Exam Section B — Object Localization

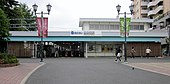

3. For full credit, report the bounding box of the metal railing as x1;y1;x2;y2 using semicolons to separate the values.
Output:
9;18;37;31
154;10;170;22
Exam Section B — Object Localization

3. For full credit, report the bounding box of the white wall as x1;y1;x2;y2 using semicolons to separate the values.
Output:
82;22;89;30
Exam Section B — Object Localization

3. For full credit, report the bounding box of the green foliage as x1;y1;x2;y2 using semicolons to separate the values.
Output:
14;3;32;18
10;3;36;31
0;8;10;53
0;53;19;64
0;0;36;31
0;0;19;18
0;8;10;41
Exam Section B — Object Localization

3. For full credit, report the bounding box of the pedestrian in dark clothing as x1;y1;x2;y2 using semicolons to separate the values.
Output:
115;48;118;57
115;47;122;62
131;47;136;58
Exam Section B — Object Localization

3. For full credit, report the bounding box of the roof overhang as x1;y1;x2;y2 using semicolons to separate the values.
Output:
79;18;154;27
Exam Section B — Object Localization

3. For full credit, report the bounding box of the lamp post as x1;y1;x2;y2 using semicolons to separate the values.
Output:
32;3;52;62
116;4;133;62
168;25;170;56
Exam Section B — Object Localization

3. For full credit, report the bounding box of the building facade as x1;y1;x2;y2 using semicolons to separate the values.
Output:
7;18;167;58
131;0;148;19
131;0;170;42
79;18;166;57
131;0;170;19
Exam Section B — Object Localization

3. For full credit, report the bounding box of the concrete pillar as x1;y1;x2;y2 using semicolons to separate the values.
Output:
85;42;88;58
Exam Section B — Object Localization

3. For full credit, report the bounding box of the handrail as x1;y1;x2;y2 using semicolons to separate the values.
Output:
148;0;163;8
148;6;163;16
154;10;170;22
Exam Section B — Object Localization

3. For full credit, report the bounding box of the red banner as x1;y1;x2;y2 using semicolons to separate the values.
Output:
36;17;48;38
36;17;41;37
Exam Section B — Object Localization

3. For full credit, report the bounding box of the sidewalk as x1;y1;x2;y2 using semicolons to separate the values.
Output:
0;63;45;84
124;57;170;76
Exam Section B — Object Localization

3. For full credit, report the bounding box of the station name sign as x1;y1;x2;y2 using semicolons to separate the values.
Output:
70;31;101;36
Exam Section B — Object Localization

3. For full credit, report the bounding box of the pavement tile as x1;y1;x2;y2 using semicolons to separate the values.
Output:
0;63;42;84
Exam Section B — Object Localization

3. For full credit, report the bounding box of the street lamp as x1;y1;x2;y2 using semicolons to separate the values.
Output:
168;25;170;56
32;3;52;62
116;4;133;62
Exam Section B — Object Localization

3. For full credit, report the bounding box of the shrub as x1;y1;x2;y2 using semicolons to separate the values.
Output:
0;53;19;64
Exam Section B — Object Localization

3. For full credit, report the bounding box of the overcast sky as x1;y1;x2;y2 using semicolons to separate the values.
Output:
18;0;132;31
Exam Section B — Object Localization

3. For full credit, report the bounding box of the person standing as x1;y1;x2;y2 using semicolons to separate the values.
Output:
146;47;152;58
115;47;122;62
54;48;59;58
131;47;136;58
44;50;46;58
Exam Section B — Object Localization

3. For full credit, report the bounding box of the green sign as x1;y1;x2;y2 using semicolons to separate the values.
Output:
120;17;131;37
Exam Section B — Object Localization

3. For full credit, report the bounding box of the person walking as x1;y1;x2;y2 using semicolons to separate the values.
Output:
115;47;122;62
146;47;152;58
131;47;136;58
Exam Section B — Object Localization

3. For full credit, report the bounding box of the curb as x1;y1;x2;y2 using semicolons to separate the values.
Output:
124;63;170;77
20;62;46;84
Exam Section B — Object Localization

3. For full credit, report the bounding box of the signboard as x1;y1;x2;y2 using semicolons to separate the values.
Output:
70;31;101;36
36;17;48;38
120;17;131;37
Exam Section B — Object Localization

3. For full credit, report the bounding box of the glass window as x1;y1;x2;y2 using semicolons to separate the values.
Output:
134;25;139;30
105;25;109;30
96;45;101;52
139;25;144;30
101;44;113;52
130;25;139;30
89;24;95;30
130;25;134;30
88;45;95;52
95;24;99;30
110;25;114;30
89;24;120;30
100;24;105;30
114;25;119;30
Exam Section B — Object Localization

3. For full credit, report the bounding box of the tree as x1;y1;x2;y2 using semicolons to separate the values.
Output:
0;8;10;53
11;3;36;31
0;0;19;18
0;0;35;31
0;8;10;41
14;3;33;19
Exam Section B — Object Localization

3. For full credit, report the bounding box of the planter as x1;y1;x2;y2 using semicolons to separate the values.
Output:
0;63;20;68
0;59;4;64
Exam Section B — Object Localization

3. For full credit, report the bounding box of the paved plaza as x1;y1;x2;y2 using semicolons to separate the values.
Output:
0;62;44;84
0;57;170;84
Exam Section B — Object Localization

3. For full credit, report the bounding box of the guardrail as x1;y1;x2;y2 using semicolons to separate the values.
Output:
154;10;170;22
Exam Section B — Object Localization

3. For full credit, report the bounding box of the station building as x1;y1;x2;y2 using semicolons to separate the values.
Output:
8;18;167;58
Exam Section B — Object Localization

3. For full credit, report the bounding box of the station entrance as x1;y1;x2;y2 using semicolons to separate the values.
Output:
43;42;84;57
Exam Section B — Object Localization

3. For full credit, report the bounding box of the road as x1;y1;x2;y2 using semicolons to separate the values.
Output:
25;57;170;84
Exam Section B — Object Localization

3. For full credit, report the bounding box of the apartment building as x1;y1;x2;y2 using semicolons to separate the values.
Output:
132;0;169;19
131;0;148;19
131;0;170;29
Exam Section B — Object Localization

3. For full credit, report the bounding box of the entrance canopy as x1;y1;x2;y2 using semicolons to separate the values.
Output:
9;31;167;42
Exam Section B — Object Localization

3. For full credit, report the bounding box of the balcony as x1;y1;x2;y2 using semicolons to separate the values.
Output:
141;10;148;14
153;10;170;26
148;6;163;16
141;2;148;6
148;0;163;8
